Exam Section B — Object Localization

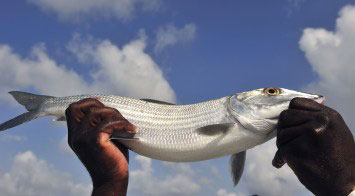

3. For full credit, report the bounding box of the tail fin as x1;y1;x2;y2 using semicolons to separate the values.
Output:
0;91;54;131
8;91;54;111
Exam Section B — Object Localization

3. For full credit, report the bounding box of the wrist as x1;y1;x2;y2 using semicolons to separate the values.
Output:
92;180;128;196
91;171;128;189
85;160;129;189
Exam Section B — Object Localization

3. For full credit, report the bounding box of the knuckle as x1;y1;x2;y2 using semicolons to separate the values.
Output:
110;107;121;115
329;110;341;119
86;98;104;106
279;110;291;122
106;107;123;118
87;107;98;115
67;102;79;111
81;98;97;103
316;114;330;125
70;102;81;108
279;110;288;119
65;103;80;118
290;97;301;107
306;121;326;135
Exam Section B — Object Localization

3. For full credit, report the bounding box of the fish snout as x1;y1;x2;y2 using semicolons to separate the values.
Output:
315;95;326;105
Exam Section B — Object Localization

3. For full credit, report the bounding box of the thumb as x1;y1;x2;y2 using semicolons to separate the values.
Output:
272;149;286;169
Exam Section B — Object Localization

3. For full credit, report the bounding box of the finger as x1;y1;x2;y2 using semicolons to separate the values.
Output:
272;149;286;169
111;140;130;162
66;99;105;141
277;118;329;148
289;98;324;111
80;107;135;134
79;107;122;133
94;107;135;134
95;119;135;151
65;98;105;124
97;119;136;135
277;125;310;148
76;98;105;114
278;109;316;128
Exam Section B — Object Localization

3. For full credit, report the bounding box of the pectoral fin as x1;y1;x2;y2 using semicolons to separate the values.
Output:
196;123;234;136
230;151;246;186
141;99;175;105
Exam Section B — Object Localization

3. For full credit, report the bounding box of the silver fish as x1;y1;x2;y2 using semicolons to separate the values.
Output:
0;88;324;186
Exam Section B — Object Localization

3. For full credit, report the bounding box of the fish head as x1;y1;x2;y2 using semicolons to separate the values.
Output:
229;88;324;135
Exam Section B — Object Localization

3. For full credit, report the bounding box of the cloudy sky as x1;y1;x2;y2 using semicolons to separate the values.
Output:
0;1;354;195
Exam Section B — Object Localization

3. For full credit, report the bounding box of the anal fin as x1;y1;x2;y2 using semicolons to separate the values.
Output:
197;123;234;136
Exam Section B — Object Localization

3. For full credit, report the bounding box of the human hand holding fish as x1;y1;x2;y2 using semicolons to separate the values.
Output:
273;98;355;196
65;98;135;196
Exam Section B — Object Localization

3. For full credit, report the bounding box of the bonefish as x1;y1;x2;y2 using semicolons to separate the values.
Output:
0;88;324;185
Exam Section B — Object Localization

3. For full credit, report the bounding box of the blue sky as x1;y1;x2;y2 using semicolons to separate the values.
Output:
0;1;355;195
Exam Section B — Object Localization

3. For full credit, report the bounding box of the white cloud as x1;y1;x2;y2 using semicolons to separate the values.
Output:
216;189;239;196
128;155;202;196
162;161;196;176
155;23;197;52
209;164;221;178
67;33;176;102
0;34;176;103
0;34;177;195
240;5;355;196
0;151;91;196
0;43;91;100
27;0;162;22
299;5;355;133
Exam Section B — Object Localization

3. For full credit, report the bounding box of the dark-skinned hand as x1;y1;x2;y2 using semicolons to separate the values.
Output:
65;98;136;196
273;98;355;196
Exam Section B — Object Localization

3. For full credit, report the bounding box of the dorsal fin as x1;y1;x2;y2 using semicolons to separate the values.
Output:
140;99;175;105
230;151;246;186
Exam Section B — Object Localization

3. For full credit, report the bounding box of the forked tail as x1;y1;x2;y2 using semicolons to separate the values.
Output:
0;91;54;131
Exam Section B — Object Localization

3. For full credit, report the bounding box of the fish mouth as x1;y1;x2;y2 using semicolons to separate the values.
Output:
314;96;326;105
265;95;325;121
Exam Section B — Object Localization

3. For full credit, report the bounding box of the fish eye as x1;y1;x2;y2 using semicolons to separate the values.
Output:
263;88;280;96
